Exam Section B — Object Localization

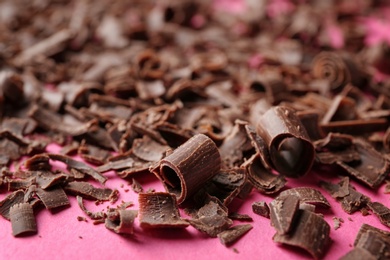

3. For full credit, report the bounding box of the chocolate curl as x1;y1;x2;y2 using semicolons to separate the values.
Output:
153;134;221;204
256;106;315;178
312;51;351;91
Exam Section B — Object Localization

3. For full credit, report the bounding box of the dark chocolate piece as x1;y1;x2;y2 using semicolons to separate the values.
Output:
105;208;138;234
269;195;300;235
131;135;169;162
320;119;388;136
278;187;330;208
256;106;315;178
138;192;188;229
0;190;25;220
273;209;330;259
65;181;114;201
217;224;253;246
10;203;37;237
354;230;390;259
354;224;390;247
154;134;221;204
252;201;270;218
131;178;144;194
78;141;111;165
76;196;106;220
36;186;70;210
339;248;376;260
367;202;390;228
228;212;253;222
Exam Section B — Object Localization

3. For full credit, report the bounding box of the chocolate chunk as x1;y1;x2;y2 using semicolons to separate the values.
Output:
333;217;342;230
269;195;300;235
188;198;233;237
105;208;138;235
76;196;106;220
252;201;270;218
36;186;70;210
217;224;253;246
256;106;315;177
138;192;188;229
10;203;37;237
367;202;390;228
0;190;25;220
273;209;330;259
228;212;253;222
354;224;390;246
278;187;330;208
153;134;221;204
65;181;114;201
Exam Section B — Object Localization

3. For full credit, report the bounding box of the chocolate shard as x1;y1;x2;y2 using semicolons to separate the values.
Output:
131;135;170;162
217;224;253;246
36;186;70;210
154;134;221;204
138;192;188;229
10;203;37;237
252;201;270;218
34;170;68;189
76;196;106;220
256;106;315;178
64;181;114;201
47;153;107;184
354;230;390;259
320;118;388;136
228;212;253;222
97;154;153;178
131;178;144;194
320;178;370;214
269;195;300;235
367;202;390;228
0;190;25;220
105;208;138;235
273;209;331;260
278;187;330;208
339;248;377;260
188;198;233;237
353;224;390;247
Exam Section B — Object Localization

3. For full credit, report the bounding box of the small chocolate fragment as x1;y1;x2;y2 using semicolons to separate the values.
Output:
333;217;342;230
10;203;37;237
0;190;25;220
355;230;390;259
354;224;390;246
154;134;221;204
367;202;390;228
278;187;330;208
65;181;114;201
105;208;138;234
339;247;377;260
269;195;300;235
77;216;87;222
228;212;253;222
76;196;106;220
252;201;270;218
217;224;253;246
273;209;330;259
138;192;188;228
130;178;144;194
256;106;315;178
188;198;233;237
36;187;70;210
320;119;388;136
132;135;169;162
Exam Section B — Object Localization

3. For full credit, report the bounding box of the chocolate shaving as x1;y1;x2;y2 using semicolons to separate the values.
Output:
273;209;330;259
76;196;106;220
0;190;25;220
252;201;270;218
367;202;390;228
217;224;253;246
131;135;169;162
256;106;315;177
36;186;70;210
278;187;330;208
154;134;221;204
10;203;37;237
228;212;253;222
105;208;138;234
269;195;300;235
65;181;114;201
138;192;188;229
130;178;144;194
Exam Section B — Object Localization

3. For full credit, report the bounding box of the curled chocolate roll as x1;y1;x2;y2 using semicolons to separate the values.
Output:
256;106;315;178
312;51;351;91
154;134;221;204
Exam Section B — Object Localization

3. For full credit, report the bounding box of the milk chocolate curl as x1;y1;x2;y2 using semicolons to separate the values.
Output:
256;106;315;178
155;134;221;204
10;203;37;237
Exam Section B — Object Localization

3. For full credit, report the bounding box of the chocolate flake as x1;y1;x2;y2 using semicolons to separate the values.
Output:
0;190;25;220
367;202;390;228
105;208;138;234
10;203;37;237
228;212;253;222
269;195;300;235
130;178;144;194
76;196;106;220
217;224;253;246
65;181;114;201
36;187;70;210
138;192;188;229
278;187;330;208
252;201;270;218
333;217;342;230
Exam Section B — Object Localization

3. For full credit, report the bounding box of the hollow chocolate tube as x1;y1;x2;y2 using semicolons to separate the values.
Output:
154;134;221;204
256;106;315;178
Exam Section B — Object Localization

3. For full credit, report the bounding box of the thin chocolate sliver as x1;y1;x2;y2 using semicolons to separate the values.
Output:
105;209;138;235
10;203;37;237
367;202;390;228
138;192;188;229
256;106;315;178
131;178;144;194
154;134;221;204
217;224;253;246
269;195;300;235
65;181;114;201
0;190;25;220
252;201;270;218
76;196;106;220
278;187;330;208
228;212;253;222
273;210;330;260
36;187;70;210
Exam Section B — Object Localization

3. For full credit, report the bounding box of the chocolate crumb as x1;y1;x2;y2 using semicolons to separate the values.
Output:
131;178;144;194
232;248;239;254
77;216;87;222
333;217;342;230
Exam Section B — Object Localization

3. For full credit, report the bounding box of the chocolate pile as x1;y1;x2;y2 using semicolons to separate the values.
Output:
1;0;390;259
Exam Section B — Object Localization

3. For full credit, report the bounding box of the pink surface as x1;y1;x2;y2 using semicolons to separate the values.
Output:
0;144;389;260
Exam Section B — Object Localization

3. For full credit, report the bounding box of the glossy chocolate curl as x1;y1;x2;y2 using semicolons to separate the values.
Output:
154;134;221;204
256;106;315;178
